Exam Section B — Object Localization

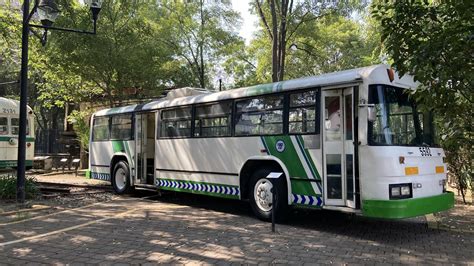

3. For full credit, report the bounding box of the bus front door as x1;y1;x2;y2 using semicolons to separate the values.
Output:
322;87;355;208
134;113;156;185
135;114;146;184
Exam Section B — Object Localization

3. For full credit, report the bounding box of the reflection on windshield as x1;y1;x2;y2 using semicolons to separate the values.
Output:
368;85;436;147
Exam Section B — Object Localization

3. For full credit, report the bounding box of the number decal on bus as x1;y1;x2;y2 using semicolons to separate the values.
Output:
2;108;15;114
419;147;432;156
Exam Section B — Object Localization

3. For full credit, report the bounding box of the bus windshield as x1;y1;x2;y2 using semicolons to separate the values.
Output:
368;85;437;147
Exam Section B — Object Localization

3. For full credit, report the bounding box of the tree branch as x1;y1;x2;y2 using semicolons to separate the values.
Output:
255;0;273;40
286;11;330;42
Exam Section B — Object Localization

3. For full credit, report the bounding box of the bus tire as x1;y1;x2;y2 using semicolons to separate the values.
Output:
111;161;133;194
249;168;288;221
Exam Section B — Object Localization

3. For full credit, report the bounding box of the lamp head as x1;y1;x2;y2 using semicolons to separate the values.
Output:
37;0;60;27
84;0;103;21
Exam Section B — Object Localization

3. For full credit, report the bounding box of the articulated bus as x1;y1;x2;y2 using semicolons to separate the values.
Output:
89;65;454;220
0;97;35;169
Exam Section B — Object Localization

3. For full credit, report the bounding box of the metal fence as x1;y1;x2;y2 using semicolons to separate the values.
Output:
34;129;66;155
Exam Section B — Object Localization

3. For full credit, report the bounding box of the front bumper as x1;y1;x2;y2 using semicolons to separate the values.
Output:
362;192;454;219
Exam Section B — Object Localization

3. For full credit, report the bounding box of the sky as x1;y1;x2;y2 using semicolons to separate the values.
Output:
44;0;259;44
231;0;258;44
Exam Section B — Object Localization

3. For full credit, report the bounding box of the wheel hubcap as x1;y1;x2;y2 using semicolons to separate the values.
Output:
115;168;126;190
254;179;273;212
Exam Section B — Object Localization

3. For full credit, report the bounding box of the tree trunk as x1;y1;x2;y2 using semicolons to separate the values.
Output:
199;0;206;88
269;0;279;82
278;0;289;81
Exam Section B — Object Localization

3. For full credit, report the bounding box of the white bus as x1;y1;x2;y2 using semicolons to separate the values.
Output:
0;97;35;169
89;65;454;220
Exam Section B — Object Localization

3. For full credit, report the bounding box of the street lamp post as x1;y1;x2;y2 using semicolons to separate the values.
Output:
17;0;103;204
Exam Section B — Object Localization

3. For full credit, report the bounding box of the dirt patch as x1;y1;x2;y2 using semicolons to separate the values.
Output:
0;191;114;224
432;188;473;234
435;204;474;233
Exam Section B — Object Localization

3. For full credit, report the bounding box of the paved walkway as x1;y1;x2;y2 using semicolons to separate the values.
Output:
1;192;473;265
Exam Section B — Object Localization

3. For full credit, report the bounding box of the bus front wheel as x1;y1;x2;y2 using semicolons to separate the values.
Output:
249;168;288;221
112;161;133;194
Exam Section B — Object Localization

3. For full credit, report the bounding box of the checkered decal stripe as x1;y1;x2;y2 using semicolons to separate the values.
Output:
91;172;111;181
156;179;240;196
292;194;322;206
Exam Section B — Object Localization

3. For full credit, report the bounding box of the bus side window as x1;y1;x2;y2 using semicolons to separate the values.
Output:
194;101;232;137
289;90;318;134
235;95;284;136
10;118;29;135
110;115;133;140
92;117;110;141
0;117;7;135
160;107;192;138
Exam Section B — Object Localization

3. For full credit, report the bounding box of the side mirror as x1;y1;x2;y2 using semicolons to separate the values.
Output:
367;106;376;122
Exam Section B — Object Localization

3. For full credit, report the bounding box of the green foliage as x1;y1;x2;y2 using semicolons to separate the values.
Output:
44;0;172;106
0;1;22;89
0;175;40;200
151;0;242;89
373;0;473;203
248;0;371;82
286;15;381;78
68;110;91;150
231;7;381;86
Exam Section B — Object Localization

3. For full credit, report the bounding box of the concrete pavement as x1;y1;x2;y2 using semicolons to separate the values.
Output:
1;192;473;265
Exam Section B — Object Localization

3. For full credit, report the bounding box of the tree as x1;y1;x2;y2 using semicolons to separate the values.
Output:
0;1;22;94
253;0;365;82
151;0;242;89
373;0;473;203
285;14;381;79
44;0;177;107
233;5;379;86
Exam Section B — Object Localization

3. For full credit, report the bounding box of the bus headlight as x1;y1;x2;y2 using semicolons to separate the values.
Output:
389;183;412;199
391;187;401;197
401;186;411;196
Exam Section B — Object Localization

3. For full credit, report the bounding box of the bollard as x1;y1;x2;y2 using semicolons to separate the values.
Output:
266;172;283;233
271;184;276;232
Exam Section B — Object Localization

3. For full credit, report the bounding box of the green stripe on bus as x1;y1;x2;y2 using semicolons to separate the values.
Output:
362;192;454;219
262;136;317;196
0;136;35;142
246;82;285;96
157;178;240;200
112;141;132;164
159;178;239;187
112;140;125;153
159;186;239;200
293;203;323;209
0;160;33;168
296;135;321;180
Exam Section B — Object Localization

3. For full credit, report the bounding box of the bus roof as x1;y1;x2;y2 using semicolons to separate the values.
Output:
94;64;418;117
0;97;33;114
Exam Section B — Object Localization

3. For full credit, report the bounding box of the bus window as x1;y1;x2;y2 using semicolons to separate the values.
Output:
289;90;318;134
194;101;232;137
160;107;192;138
110;115;133;140
92;117;110;141
0;117;7;135
235;95;284;136
11;118;29;135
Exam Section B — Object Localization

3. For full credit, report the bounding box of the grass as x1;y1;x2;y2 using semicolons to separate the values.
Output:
0;174;40;200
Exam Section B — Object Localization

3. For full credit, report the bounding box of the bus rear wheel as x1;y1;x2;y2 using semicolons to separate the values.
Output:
112;161;133;194
249;168;288;221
